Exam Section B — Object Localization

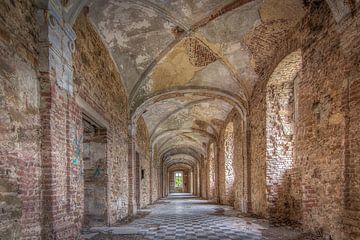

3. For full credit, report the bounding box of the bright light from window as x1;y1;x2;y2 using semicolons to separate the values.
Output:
175;172;183;188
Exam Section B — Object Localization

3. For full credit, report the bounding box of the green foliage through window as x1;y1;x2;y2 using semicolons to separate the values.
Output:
175;172;183;188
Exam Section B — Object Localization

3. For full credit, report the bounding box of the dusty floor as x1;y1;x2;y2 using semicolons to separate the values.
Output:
81;194;321;240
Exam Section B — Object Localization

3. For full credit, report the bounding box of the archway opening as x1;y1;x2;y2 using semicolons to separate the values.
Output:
222;122;235;205
266;50;302;223
82;115;108;227
207;142;217;200
175;171;183;192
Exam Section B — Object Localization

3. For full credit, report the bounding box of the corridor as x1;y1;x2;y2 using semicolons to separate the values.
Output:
83;194;308;240
1;1;359;239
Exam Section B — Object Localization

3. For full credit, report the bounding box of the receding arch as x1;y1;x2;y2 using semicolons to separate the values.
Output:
160;146;203;163
131;86;248;122
152;128;217;147
266;49;302;222
149;98;217;138
223;122;235;205
207;142;217;201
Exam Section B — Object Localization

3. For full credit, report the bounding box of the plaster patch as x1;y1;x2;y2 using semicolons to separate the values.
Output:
125;19;151;31
136;54;151;65
98;21;129;48
149;40;203;92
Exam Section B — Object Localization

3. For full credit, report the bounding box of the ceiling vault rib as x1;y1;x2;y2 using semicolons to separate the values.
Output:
161;147;200;159
165;160;197;168
129;33;188;102
165;159;196;166
66;0;89;25
166;163;194;170
192;36;251;99
132;0;190;31
152;129;217;147
66;0;254;168
129;0;254;104
160;145;204;160
151;129;217;156
157;137;204;156
67;0;190;30
148;97;214;138
132;87;247;122
190;0;253;31
166;163;195;170
159;146;200;161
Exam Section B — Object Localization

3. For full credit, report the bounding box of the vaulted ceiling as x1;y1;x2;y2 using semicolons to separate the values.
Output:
66;0;305;168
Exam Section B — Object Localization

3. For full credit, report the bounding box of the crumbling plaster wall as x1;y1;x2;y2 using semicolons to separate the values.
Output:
151;145;160;202
0;6;137;237
0;1;41;239
73;11;131;225
248;2;360;239
218;110;246;207
266;50;302;224
135;117;151;208
200;155;208;199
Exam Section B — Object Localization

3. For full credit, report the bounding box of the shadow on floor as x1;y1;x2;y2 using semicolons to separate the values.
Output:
81;194;325;240
86;234;149;240
166;193;198;200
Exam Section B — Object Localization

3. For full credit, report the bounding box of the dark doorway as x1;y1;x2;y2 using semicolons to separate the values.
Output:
82;116;107;227
135;151;141;209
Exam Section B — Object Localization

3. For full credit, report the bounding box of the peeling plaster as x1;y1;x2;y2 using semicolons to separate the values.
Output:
83;0;307;173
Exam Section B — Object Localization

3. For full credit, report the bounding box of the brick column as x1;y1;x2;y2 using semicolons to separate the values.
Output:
127;121;137;215
37;0;78;238
149;147;153;203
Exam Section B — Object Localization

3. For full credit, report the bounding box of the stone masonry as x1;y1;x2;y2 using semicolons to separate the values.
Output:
0;1;359;240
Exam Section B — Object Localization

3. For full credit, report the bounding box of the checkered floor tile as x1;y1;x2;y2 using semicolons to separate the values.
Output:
126;194;262;240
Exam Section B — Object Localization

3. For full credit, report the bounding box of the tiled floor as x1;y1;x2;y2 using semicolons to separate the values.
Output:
83;194;308;240
129;194;261;240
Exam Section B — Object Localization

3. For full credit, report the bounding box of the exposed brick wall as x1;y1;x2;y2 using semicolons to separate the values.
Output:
0;2;358;240
297;6;359;239
249;78;268;217
184;38;217;67
266;50;302;223
73;11;130;226
206;142;217;201
341;10;360;238
135;117;151;209
0;31;41;240
248;2;360;239
38;80;83;239
201;156;208;199
169;171;175;193
232;112;248;213
151;145;160;202
0;1;41;239
0;0;38;65
218;110;248;211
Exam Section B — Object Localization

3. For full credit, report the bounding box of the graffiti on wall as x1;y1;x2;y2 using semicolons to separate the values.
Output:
72;127;82;166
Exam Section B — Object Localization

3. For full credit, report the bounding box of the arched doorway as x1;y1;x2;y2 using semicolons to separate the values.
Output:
266;50;302;222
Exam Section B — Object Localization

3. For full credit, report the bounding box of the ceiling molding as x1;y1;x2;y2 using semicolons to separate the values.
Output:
132;86;247;122
152;128;217;148
129;0;255;103
148;97;218;138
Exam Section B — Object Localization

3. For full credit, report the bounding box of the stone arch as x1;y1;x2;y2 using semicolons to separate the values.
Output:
266;49;302;222
220;121;235;206
206;141;217;201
